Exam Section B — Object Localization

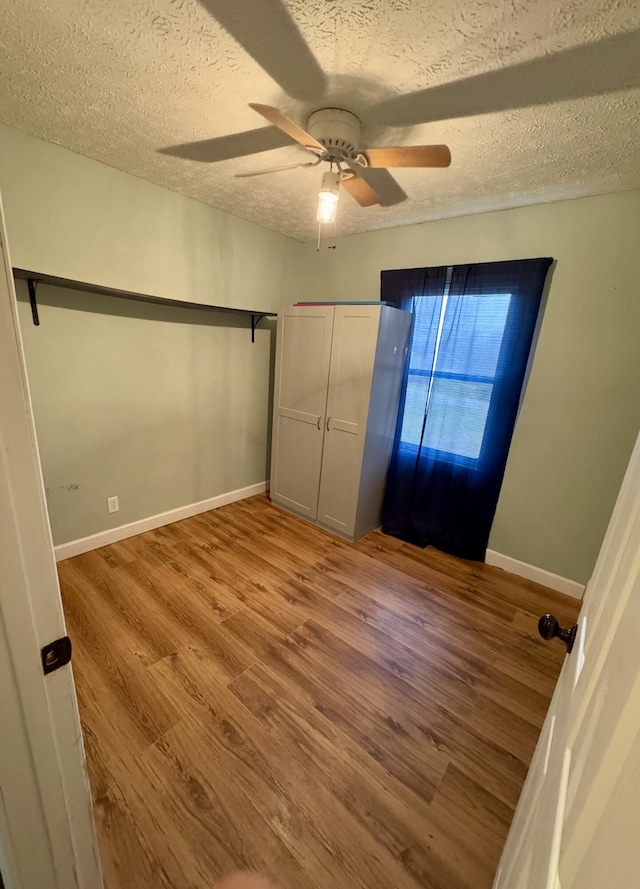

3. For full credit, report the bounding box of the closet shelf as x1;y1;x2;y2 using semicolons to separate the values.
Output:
12;268;275;342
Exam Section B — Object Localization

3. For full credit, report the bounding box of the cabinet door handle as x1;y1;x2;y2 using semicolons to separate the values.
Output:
317;415;322;430
326;415;332;431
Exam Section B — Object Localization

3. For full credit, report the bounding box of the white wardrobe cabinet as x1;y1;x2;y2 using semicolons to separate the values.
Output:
270;304;411;541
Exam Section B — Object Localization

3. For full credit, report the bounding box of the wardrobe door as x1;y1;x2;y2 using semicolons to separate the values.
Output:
271;306;334;519
317;306;380;537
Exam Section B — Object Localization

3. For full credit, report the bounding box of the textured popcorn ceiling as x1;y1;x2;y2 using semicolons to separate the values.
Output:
0;0;639;241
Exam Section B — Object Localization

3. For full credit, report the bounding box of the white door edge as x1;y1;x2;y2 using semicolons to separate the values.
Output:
0;191;101;889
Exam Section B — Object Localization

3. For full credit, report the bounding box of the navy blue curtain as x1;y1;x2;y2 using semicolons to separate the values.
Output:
382;258;552;561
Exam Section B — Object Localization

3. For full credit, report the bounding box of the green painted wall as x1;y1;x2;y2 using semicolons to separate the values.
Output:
0;125;299;545
16;284;275;545
0;123;302;313
3;122;639;583
302;190;640;584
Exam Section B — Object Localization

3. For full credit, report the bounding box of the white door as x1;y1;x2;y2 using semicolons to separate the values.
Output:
270;306;334;519
495;427;640;889
317;305;380;537
0;195;101;889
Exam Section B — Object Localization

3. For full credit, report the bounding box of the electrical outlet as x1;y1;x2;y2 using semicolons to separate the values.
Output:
107;496;119;514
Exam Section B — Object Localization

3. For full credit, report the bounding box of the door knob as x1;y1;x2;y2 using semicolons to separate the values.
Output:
538;613;578;653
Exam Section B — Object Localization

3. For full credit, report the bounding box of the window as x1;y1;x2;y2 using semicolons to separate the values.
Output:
381;257;551;559
400;290;513;461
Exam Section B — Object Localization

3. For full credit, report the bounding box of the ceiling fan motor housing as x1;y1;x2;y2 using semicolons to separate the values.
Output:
307;108;363;161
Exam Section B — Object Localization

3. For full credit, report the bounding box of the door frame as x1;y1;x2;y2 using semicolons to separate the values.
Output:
0;193;102;889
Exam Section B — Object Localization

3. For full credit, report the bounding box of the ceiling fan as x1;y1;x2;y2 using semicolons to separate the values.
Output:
160;0;453;212
161;0;640;214
234;104;451;211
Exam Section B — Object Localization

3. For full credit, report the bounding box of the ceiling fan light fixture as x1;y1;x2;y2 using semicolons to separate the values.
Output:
317;170;341;224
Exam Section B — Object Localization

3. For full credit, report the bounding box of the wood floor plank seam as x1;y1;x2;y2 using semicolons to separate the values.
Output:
59;493;580;889
144;660;414;889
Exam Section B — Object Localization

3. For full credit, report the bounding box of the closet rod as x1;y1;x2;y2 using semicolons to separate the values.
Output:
13;268;275;342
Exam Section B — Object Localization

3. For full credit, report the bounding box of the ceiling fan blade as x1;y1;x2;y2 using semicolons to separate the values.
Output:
198;0;326;101
365;145;451;168
370;28;640;127
347;164;407;207
341;174;380;207
160;126;293;162
340;162;384;207
250;104;325;153
235;161;319;178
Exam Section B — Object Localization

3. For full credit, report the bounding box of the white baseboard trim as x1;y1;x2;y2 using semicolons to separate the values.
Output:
485;549;585;600
54;481;268;562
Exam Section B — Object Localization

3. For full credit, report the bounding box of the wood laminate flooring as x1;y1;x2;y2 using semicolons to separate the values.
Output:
58;494;580;889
